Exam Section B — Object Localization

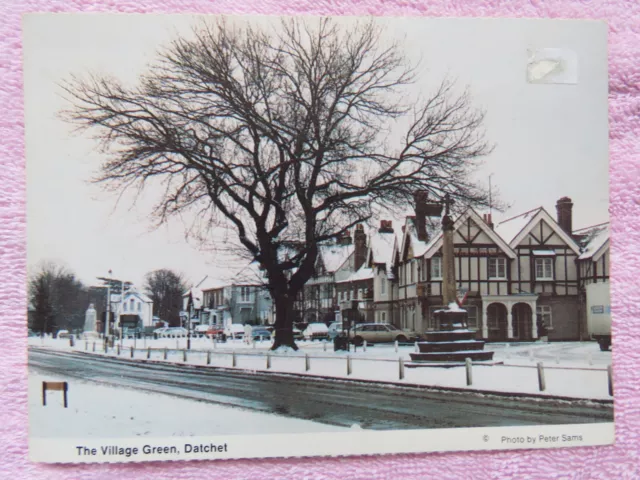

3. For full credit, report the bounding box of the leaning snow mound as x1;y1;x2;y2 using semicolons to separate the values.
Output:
350;424;362;430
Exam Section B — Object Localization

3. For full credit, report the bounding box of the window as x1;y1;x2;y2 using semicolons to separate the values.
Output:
535;258;554;280
137;302;141;312
380;278;386;295
464;306;478;329
240;287;251;302
431;257;442;279
488;258;507;279
381;312;386;322
358;288;363;299
123;303;127;312
537;305;553;330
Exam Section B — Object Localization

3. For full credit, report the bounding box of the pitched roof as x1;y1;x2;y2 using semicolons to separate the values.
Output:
336;266;374;284
422;209;517;259
506;208;581;254
577;224;609;261
319;244;354;273
368;230;396;275
494;207;542;244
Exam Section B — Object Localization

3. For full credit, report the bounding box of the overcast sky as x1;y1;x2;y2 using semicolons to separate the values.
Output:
23;15;609;288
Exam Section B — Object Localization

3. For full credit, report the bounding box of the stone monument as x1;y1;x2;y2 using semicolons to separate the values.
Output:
83;303;100;339
410;194;495;363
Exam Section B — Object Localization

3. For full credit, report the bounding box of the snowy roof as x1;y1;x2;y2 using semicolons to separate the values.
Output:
336;266;374;284
319;244;354;273
124;290;153;304
494;207;542;244
196;275;227;292
402;217;431;259
368;231;396;275
578;224;610;260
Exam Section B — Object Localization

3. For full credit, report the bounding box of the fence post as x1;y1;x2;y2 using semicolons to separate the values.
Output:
399;357;405;380
92;342;96;352
117;344;121;356
130;346;134;359
347;355;352;376
176;339;179;350
395;340;398;353
147;347;151;359
323;340;327;352
164;348;168;360
104;339;108;354
305;354;310;372
183;349;187;362
414;342;419;353
85;341;88;351
266;352;272;369
363;340;367;352
465;358;473;386
537;362;546;391
232;351;237;367
206;351;211;365
607;365;613;396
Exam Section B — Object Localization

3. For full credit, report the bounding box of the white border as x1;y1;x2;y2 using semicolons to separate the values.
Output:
30;422;614;464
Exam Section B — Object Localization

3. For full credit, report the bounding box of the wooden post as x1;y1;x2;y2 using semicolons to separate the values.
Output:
399;357;405;380
465;358;473;386
116;344;121;356
323;340;327;352
164;348;168;360
130;347;134;358
42;382;68;408
305;354;310;372
607;365;614;396
92;342;96;352
183;349;187;362
394;340;398;353
266;352;271;369
147;347;151;359
537;362;546;391
232;351;237;367
347;355;352;376
207;351;211;365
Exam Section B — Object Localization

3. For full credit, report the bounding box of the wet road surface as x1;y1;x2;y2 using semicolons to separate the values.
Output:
29;348;613;430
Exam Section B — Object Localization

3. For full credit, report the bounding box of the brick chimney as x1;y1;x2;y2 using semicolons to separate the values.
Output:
354;224;367;271
413;190;429;241
556;197;573;235
378;220;393;233
337;230;352;245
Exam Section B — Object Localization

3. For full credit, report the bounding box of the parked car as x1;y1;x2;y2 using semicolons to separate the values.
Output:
328;322;345;340
303;323;330;341
292;327;304;340
348;323;419;346
161;327;188;338
153;327;170;337
251;327;273;341
56;329;70;339
225;324;245;339
206;325;225;338
194;325;210;336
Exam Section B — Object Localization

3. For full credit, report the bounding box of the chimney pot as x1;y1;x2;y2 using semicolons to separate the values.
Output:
556;197;574;235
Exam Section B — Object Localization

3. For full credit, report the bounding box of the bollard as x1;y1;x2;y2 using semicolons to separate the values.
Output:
232;351;237;367
164;348;168;360
537;362;546;391
85;341;88;351
414;342;419;353
147;347;151;359
607;365;613;396
104;340;107;354
130;347;134;359
465;358;473;386
117;344;121;356
363;340;367;352
505;343;511;360
207;351;211;365
183;349;187;362
305;354;310;372
176;339;179;350
92;342;96;352
266;352;272;369
347;355;352;376
213;338;217;350
399;357;405;380
69;336;75;348
323;340;327;352
394;340;398;353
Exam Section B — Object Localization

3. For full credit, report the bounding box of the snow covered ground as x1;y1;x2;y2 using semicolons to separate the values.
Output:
29;336;614;400
29;372;348;438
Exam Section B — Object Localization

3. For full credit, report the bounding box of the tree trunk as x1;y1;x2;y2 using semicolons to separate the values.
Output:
271;292;298;351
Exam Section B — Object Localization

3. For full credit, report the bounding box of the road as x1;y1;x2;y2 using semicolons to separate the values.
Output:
29;348;613;431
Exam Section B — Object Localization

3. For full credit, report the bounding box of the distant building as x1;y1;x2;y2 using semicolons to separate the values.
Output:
117;290;154;328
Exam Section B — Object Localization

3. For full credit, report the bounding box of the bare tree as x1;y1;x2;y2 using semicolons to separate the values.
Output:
62;18;492;349
143;269;188;326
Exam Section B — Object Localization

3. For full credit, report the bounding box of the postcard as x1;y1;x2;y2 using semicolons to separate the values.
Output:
24;14;612;463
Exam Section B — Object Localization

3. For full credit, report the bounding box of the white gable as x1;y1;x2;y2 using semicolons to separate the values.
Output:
422;209;517;259
509;208;580;254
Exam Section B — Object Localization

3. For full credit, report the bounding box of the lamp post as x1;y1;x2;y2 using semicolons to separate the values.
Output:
105;269;112;339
